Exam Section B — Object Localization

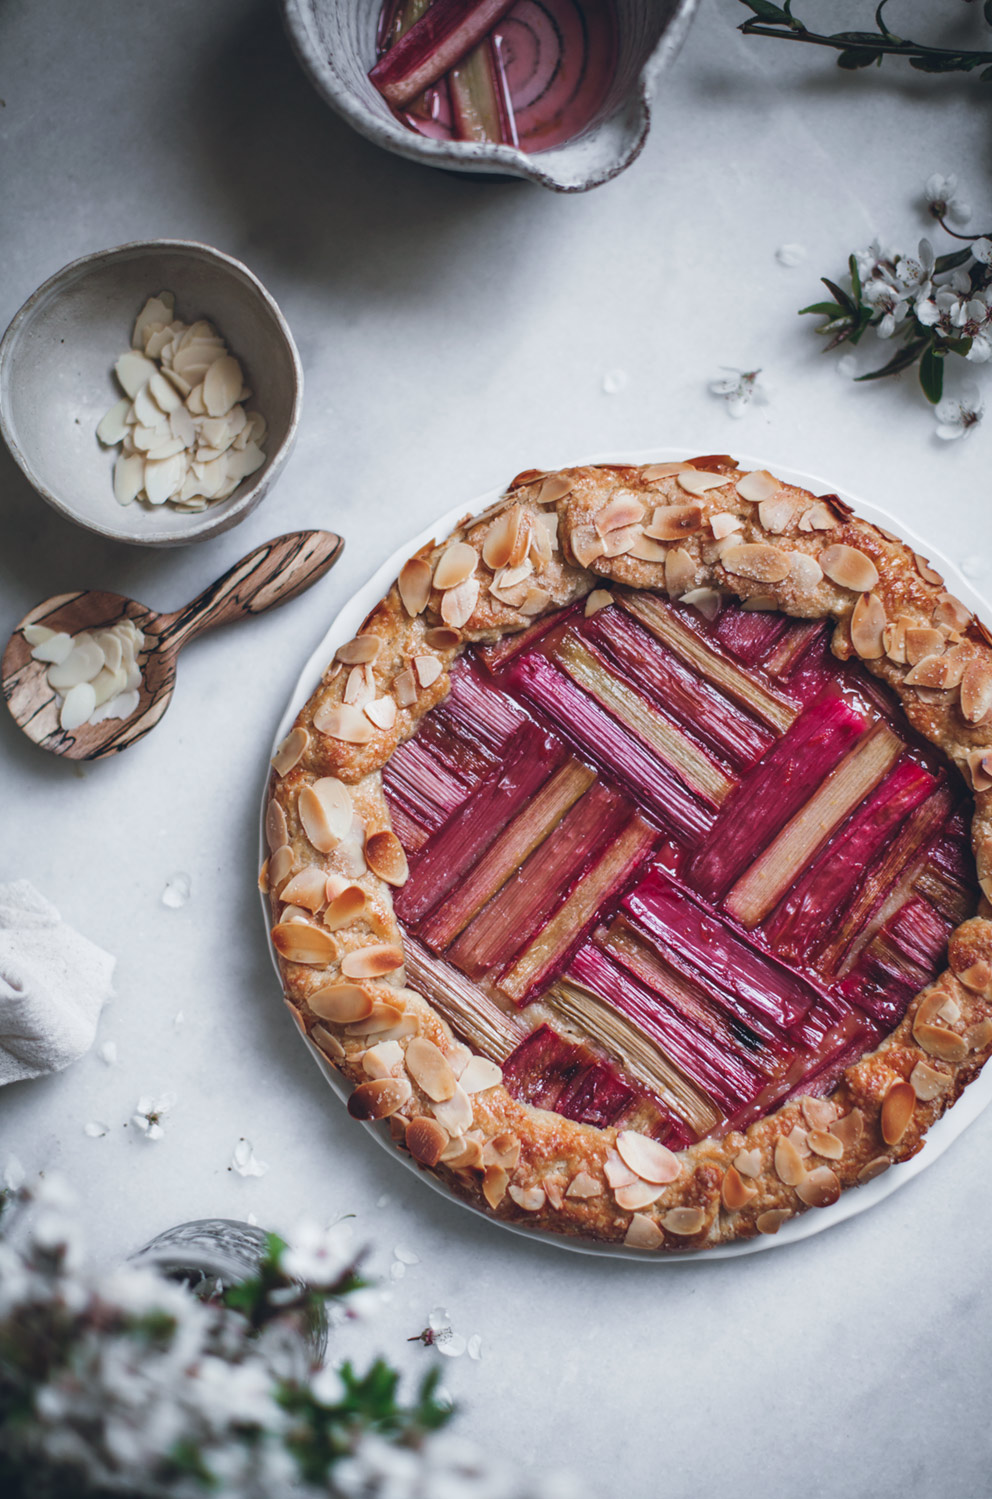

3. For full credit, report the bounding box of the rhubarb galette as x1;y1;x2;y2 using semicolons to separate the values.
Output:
263;456;992;1251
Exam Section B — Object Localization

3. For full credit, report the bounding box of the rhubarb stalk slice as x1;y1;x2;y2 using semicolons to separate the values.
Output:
450;781;630;979
369;0;517;107
548;980;721;1138
510;652;716;841
419;758;596;950
441;660;530;751
479;605;574;671
498;816;657;1003
764;760;936;961
585;607;772;769
761;620;829;679
550;633;734;806
724;722;904;929
395;723;564;927
403;935;524;1060
713;607;790;665
689;694;866;900
449;39;508;143
620;592;798;733
501;1023;636;1128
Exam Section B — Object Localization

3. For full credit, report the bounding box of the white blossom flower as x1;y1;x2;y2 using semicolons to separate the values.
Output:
708;367;768;418
934;383;984;440
231;1139;268;1178
280;1217;353;1288
971;237;992;268
895;238;935;300
424;1305;467;1358
863;277;910;338
132;1093;174;1140
925;173;972;227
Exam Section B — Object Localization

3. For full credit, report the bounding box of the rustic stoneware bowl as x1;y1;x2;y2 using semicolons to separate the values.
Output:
0;240;303;548
281;0;701;193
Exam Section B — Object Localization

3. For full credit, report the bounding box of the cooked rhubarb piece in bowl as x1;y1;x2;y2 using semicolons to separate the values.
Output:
263;456;992;1253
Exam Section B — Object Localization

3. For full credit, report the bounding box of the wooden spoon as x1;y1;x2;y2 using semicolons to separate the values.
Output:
2;530;343;760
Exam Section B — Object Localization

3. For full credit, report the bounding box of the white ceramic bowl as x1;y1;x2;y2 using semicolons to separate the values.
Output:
0;240;303;548
282;0;701;193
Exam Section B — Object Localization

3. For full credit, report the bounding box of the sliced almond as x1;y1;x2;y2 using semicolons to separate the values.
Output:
820;543;880;592
443;1137;484;1171
910;1061;951;1100
405;1037;456;1102
483;1165;510;1208
665;547;696;596
905;653;957;690
521;587;551;618
398;557;432;617
484;1131;521;1171
311;1023;345;1061
756;1209;791;1235
363;1039;404;1079
788;551;824;590
508;1184;546;1212
645;502;704;541
851;592;886;660
800;1097;838;1132
679;587;721;621
265;798;288;853
365;696;397;731
365;830;409;887
458;1055;503;1094
677;469;732;496
600;526;641;559
313;703;375;744
641;461;691;481
406;1115;448;1167
298;777;353;854
914;553;943;585
483;505;523;569
584;589;614;616
721;1166;757;1211
569;528;605;568
905;626;945;665
857;1156;891;1184
614;1180;666;1211
595;495;645;537
624;1213;663;1249
915;1023;968;1062
934;593;972;632
279;868;329;913
433;542;478;591
393;669;417;709
956;961;992;995
967;748;992;793
758;496;798;534
535;474;573;505
798;502;838;532
795;1166;840;1208
271;922;338;966
774;1134;806;1187
324;884;367;930
736;470;781;503
347;1003;405;1036
966;1017;992;1050
566;1170;603;1199
341;943;403;980
272;726;309;777
661;1207;706;1236
722;543;791;583
710;512;743;540
336;634;381;666
960;660;992;724
806;1129;844;1161
880;1079;916;1145
615;1130;681;1185
441;577;480;629
829;1109;864;1151
604;1151;639;1190
734;1148;763;1178
629;535;669;563
347;1076;412;1121
309;983;373;1023
343;664;375;708
430;1084;473;1136
424;626;460;650
413;655;443;688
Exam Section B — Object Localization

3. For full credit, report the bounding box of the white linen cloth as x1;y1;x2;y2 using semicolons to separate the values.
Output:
0;879;114;1085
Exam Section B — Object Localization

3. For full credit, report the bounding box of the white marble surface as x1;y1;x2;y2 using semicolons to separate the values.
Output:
2;1;992;1494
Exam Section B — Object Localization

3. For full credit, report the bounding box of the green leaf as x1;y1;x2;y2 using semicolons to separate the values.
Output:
934;248;973;274
837;47;880;69
909;52;976;74
821;277;856;313
740;0;791;21
799;301;849;317
919;345;944;403
848;252;863;304
855;339;928;381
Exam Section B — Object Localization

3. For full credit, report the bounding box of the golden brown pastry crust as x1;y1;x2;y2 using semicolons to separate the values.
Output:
263;457;992;1252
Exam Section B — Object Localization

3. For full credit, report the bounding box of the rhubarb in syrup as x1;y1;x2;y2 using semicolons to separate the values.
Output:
373;0;619;153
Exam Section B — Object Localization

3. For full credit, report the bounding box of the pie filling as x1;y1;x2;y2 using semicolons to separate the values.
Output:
383;591;979;1148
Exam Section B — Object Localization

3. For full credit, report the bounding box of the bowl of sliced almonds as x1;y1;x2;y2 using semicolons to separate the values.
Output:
0;240;303;546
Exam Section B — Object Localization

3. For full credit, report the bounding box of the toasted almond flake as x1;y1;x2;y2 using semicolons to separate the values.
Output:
756;1209;791;1236
311;1023;345;1060
458;1055;503;1094
364;696;397;730
347;1002;405;1036
679;587;722;621
914;989;949;1031
443;1137;484;1171
279;868;329;913
642;461;692;481
806;1129;844;1161
851;593;886;660
534;474;573;505
508;1184;546;1212
336;635;381;666
441;577;480;629
595;495;645;537
956;960;992;995
884;616;908;664
857;1156;891;1184
758;496;798;534
272;726;309;776
734;1148;763;1178
406;1115;448;1167
413;655;443;688
341;943;403;980
424;626;460;650
800;1096;838;1132
398;557;432;617
736;469;781;503
829;1109;864;1151
710;512;743;540
566;1170;603;1199
905;626;945;666
880;1079;917;1145
482;506;523;570
484;1132;521;1171
433;542;478;591
721;1165;757;1211
584;589;614;617
614;1179;666;1211
517;586;549;617
616;1130;681;1185
604;1151;639;1190
787;551;824;589
343;664;375;708
258;858;270;894
628;534;668;562
324;885;367;930
787;1124;811;1158
268;845;294;891
392;669;417;709
482;1164;509;1207
348;1076;412;1121
904;653;958;690
661;1207;706;1236
914;553;943;585
795;1166;840;1208
967;748;992;792
774;1134;806;1187
915;1022;968;1062
365;830;409;887
405;1037;456;1102
819;544;879;593
798;502;838;532
961;660;992;724
722;542;791;583
265;798;288;852
309;983;373;1023
569;527;605;568
677;469;732;496
623;1212;663;1249
272;922;338;965
966;1017;992;1050
910;1061;951;1100
363;1039;404;1079
313;702;375;743
646;502;704;541
937;993;961;1024
299;777;353;853
282;903;315;923
665;547;697;596
431;1084;473;1135
934;593;972;632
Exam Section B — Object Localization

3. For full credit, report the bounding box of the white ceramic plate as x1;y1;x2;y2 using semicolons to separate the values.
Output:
260;448;992;1260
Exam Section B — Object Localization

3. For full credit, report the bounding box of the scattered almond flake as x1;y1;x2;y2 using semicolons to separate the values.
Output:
775;242;807;267
35;618;146;733
98;1041;118;1066
376;1193;392;1209
231;1138;269;1178
161;872;192;909
84;1121;109;1138
601;369;628;395
132;1092;175;1141
467;1333;483;1360
173;1010;185;1029
394;1245;420;1266
246;1211;259;1226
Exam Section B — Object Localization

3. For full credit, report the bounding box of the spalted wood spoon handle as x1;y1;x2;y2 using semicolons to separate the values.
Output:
157;531;344;652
